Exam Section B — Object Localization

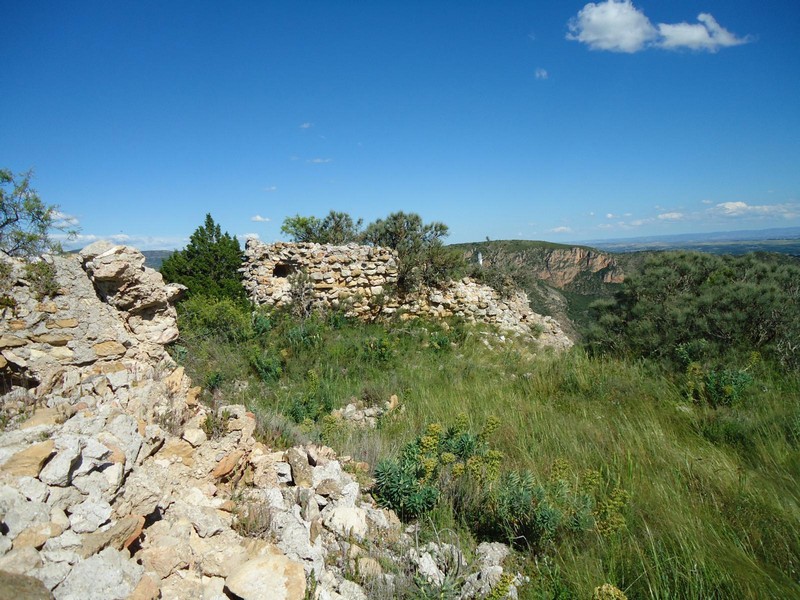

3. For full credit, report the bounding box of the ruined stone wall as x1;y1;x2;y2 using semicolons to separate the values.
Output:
242;240;399;316
243;240;573;350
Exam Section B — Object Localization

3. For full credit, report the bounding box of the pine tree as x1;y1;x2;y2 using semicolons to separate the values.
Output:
160;214;245;301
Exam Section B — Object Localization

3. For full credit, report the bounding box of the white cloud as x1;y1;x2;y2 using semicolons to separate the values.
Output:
550;226;572;233
710;201;799;219
299;122;313;129
240;233;260;240
701;199;713;205
567;1;750;53
250;215;270;222
265;186;277;192
535;68;548;80
657;212;684;220
307;158;333;164
59;233;187;251
567;0;656;53
52;210;80;227
605;213;616;219
658;14;749;52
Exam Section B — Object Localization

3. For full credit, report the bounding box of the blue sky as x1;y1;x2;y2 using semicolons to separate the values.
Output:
2;1;798;249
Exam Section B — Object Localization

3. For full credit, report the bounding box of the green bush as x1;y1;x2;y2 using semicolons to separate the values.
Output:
287;369;333;423
359;335;395;363
250;350;283;382
686;363;753;407
178;295;253;342
24;260;60;299
588;251;800;370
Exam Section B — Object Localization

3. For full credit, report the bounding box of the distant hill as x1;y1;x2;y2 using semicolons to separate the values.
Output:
142;250;173;270
582;226;800;255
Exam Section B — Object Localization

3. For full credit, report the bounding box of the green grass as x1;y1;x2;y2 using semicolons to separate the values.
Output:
171;300;800;599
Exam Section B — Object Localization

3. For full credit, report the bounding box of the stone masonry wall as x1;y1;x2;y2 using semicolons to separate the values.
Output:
243;239;573;351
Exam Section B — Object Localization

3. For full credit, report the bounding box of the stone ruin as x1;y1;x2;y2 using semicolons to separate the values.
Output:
243;240;573;351
0;242;526;599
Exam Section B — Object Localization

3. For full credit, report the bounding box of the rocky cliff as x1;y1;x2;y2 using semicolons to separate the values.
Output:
532;247;624;289
457;241;624;292
0;244;525;599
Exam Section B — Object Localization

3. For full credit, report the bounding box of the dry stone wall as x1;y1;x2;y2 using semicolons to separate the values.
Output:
243;240;572;351
0;243;525;599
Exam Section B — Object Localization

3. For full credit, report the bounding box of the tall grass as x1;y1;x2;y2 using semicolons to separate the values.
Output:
171;299;800;598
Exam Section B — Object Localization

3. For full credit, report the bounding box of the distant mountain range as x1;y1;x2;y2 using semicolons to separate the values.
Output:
141;250;174;270
579;226;800;254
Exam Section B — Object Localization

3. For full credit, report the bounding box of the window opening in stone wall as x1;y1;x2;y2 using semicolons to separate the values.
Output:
272;262;298;278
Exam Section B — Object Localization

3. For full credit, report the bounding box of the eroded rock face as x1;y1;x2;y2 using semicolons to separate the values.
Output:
80;241;185;347
532;247;624;289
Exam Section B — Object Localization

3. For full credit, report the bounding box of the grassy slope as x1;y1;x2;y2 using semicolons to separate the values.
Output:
173;308;800;599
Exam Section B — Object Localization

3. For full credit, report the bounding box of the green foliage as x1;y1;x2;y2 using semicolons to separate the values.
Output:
687;364;753;407
588;251;800;370
359;335;395;363
281;210;363;244
0;169;77;258
24;260;60;299
287;369;334;423
160;213;245;301
177;294;253;342
374;419;622;552
0;260;17;312
363;211;461;293
250;350;283;382
202;407;231;439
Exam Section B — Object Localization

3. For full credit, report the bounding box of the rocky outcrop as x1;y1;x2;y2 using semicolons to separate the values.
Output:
1;245;524;599
243;240;573;351
533;247;623;289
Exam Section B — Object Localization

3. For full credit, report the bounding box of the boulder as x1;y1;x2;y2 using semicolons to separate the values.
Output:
224;547;306;600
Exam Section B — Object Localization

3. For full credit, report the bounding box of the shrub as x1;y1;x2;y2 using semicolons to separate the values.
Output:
588;251;800;370
285;369;334;424
24;260;60;299
250;350;283;382
686;363;753;407
359;335;395;363
177;295;253;342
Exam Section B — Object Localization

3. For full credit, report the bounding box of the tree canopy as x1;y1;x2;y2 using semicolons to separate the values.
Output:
281;210;363;245
0;169;76;258
160;214;245;301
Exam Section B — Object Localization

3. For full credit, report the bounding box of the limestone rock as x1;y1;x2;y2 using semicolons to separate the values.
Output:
0;570;53;600
68;497;112;533
224;547;306;600
285;448;313;487
0;440;54;477
79;515;145;558
54;547;143;600
38;437;81;487
323;505;368;540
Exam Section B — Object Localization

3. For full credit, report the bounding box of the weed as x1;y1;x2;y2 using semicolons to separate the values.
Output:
24;260;60;299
